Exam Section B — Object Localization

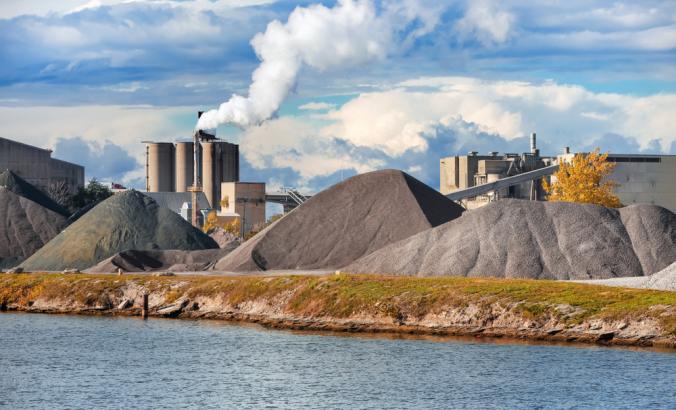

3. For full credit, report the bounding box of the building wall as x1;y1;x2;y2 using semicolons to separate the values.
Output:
557;154;676;212
609;157;676;212
0;137;84;193
49;158;85;193
220;182;266;235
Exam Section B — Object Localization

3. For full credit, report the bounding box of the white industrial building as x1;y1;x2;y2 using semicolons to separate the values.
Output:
440;134;676;212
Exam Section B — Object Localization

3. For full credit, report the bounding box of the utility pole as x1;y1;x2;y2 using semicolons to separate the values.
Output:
141;141;151;192
188;130;202;228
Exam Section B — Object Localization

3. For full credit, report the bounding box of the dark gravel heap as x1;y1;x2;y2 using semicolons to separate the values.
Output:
0;188;67;269
86;247;236;273
213;169;465;271
20;190;219;271
0;170;69;216
345;200;676;280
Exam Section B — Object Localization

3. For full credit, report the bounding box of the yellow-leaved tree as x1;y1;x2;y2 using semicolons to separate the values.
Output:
543;148;622;208
202;210;220;234
202;210;240;235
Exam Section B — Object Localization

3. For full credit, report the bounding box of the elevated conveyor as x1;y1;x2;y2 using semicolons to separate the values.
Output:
445;164;559;201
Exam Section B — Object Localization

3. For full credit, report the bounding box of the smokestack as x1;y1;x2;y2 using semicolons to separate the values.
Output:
530;132;537;154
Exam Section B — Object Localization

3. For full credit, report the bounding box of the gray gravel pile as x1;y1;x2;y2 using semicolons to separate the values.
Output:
20;190;219;271
0;170;69;216
0;187;67;269
571;262;676;291
209;227;241;249
86;247;236;273
213;169;465;272
345;200;675;280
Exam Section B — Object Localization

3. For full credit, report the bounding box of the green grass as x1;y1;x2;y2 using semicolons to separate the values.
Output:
1;273;674;334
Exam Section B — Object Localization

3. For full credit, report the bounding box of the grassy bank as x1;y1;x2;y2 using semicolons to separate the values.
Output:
1;273;674;345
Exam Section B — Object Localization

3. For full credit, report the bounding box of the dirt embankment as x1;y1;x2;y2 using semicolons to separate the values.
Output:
1;273;674;348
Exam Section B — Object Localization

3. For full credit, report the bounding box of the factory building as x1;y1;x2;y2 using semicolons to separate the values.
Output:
0;137;84;194
219;182;266;235
557;153;676;212
145;123;239;209
440;133;676;212
440;134;555;209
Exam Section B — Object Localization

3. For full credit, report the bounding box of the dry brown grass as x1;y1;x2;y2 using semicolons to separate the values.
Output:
1;273;674;334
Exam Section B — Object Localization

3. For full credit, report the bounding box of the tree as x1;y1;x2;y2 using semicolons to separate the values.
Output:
202;210;240;235
45;180;73;210
543;148;621;207
71;178;113;209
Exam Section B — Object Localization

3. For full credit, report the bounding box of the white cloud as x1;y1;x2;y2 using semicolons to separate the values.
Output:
240;116;384;183
0;105;193;185
0;0;278;19
321;76;676;155
298;102;336;111
455;0;514;46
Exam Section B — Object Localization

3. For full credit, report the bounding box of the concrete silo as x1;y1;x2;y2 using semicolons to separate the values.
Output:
147;142;175;192
174;142;194;192
202;141;217;208
201;141;240;208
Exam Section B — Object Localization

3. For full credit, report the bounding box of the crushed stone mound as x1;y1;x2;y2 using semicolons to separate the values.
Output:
345;200;676;280
571;262;676;291
213;169;465;272
0;170;69;216
0;188;67;269
20;190;219;271
86;247;237;273
209;227;241;249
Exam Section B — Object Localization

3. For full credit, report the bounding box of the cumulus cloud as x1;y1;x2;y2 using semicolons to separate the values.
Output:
298;102;336;111
455;0;514;46
52;137;139;183
322;76;676;154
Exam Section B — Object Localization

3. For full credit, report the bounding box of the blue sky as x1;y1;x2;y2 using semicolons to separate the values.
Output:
0;0;674;194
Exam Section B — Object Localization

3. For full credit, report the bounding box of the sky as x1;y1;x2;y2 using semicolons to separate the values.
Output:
0;0;674;195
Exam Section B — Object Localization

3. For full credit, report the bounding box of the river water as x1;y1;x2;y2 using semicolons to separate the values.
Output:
0;313;674;409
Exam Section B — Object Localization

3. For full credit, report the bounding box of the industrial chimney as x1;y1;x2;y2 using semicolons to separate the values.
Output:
530;132;537;154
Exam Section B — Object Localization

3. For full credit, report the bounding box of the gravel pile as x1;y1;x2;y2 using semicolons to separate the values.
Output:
0;170;69;216
345;200;675;280
209;227;241;249
0;187;67;269
213;169;464;272
571;262;676;291
20;190;218;271
86;247;236;273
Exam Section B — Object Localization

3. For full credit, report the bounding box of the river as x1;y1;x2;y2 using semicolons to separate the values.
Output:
0;313;674;409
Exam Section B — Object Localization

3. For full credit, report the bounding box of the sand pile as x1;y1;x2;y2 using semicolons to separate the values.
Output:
86;247;236;273
345;200;675;280
20;190;218;271
213;169;464;271
0;187;67;269
0;170;69;216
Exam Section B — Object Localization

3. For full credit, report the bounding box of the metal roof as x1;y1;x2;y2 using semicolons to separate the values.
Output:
143;191;211;211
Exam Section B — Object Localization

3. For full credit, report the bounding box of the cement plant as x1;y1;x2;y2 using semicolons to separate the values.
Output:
1;1;675;409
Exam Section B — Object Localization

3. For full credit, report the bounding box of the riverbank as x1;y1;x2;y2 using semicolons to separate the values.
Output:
1;273;674;348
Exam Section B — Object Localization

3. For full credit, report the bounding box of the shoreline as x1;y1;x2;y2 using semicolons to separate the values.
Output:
1;273;674;349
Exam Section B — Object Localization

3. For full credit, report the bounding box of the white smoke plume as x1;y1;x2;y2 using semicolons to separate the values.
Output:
196;0;440;130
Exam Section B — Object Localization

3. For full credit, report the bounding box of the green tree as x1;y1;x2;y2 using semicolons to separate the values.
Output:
71;178;113;209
